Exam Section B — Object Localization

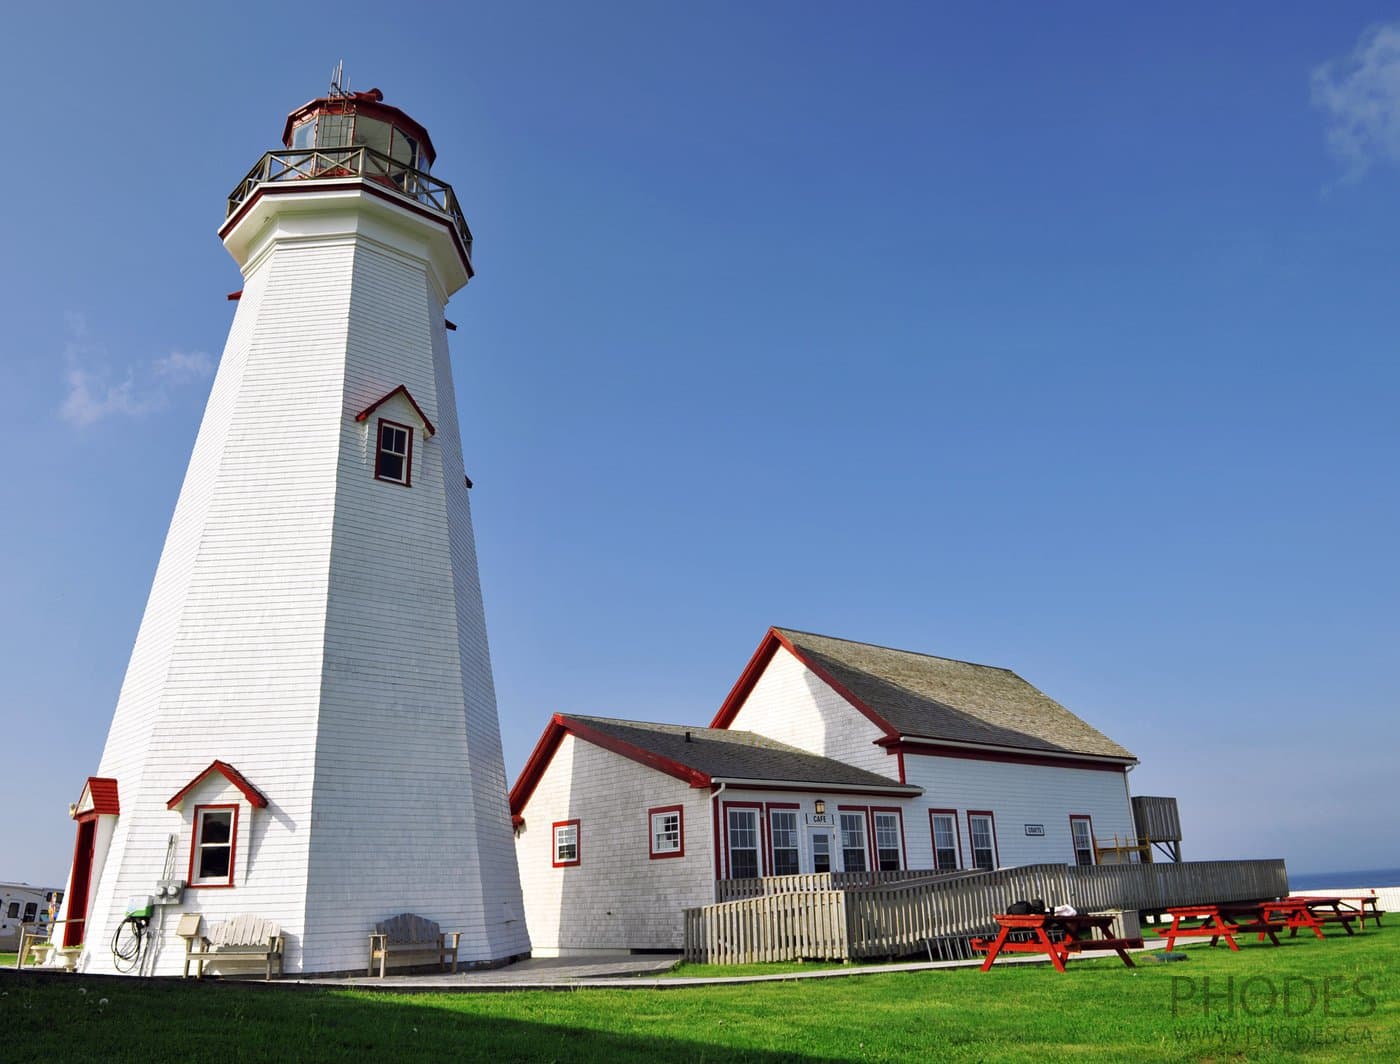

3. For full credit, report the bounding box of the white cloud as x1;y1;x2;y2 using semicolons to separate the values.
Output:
59;315;215;428
152;350;215;378
1312;22;1400;181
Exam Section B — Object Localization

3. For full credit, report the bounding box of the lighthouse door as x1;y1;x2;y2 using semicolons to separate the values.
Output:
63;819;96;948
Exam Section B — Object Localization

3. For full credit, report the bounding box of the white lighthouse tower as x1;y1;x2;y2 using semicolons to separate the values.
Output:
54;81;531;975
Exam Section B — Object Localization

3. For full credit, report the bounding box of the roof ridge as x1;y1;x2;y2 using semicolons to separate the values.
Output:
776;626;1020;675
563;712;717;731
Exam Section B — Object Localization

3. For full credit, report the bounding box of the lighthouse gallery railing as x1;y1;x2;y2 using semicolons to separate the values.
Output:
226;147;473;260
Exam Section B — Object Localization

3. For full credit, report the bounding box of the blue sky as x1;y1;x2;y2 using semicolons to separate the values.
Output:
3;3;1398;884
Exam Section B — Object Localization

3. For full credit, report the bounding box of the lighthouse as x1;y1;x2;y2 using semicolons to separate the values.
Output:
54;82;530;975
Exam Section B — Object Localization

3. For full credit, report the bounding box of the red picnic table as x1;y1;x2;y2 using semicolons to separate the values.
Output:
1156;903;1284;952
972;913;1144;973
1286;895;1384;930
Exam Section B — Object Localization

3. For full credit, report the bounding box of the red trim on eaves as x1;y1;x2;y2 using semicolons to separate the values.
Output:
509;714;711;817
710;628;899;740
444;319;458;331
167;761;268;810
878;739;1130;773
76;777;121;817
354;385;437;437
227;290;242;301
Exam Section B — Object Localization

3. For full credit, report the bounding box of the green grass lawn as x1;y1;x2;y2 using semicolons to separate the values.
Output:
3;928;1395;1062
0;953;16;967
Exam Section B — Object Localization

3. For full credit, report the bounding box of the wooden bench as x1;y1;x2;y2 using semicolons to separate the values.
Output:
367;913;460;977
177;914;284;980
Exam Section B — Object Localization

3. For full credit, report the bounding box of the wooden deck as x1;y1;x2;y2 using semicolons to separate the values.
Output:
684;859;1287;964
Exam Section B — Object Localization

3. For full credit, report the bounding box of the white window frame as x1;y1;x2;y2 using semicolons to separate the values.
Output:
839;810;868;873
768;808;800;876
930;811;960;871
190;805;238;887
552;820;580;867
648;806;683;859
873;810;903;871
1070;815;1096;867
968;812;998;871
725;806;761;879
375;418;414;486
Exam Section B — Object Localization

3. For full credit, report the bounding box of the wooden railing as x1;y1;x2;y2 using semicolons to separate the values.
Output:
686;859;1289;965
225;147;474;261
684;890;848;963
715;869;953;902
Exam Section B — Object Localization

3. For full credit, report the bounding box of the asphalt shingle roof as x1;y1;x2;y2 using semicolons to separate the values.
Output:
562;714;920;792
776;628;1136;761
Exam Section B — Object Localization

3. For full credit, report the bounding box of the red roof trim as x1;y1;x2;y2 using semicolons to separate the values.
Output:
509;714;711;816
76;777;121;817
880;739;1130;773
354;385;436;437
166;761;269;810
710;627;900;740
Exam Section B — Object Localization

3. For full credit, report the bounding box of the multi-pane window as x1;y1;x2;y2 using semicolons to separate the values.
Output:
649;807;683;858
930;812;959;870
1070;816;1095;867
969;813;997;871
840;811;867;873
727;808;760;879
873;811;902;871
812;832;832;873
375;419;413;485
552;820;580;867
770;809;800;876
191;806;237;887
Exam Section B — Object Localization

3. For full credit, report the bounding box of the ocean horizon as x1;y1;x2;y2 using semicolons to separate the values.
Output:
1289;867;1400;891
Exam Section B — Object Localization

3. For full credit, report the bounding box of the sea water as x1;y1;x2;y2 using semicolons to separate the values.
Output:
1289;867;1400;891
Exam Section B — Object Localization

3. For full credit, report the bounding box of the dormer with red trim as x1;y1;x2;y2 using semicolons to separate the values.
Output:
167;760;269;811
73;777;121;819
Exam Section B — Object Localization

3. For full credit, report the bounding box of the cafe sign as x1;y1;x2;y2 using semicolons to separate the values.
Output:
1024;824;1045;836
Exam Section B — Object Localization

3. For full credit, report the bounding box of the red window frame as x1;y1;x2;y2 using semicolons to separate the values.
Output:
870;806;907;871
1069;814;1096;866
648;805;685;859
721;801;765;879
551;819;581;868
928;808;963;871
374;417;414;486
764;802;801;876
966;810;1000;871
188;804;240;888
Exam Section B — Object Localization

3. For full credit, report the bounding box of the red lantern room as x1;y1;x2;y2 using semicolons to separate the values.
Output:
282;87;436;173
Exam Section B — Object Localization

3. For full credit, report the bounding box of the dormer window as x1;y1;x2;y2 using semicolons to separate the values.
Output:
375;419;413;486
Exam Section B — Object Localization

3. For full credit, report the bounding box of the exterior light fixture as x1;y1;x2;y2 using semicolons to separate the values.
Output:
814;799;826;816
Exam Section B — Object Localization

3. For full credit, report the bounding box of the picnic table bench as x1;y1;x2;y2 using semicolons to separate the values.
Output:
1261;898;1365;939
367;913;460;977
1287;895;1384;930
1156;904;1283;952
177;913;284;980
972;913;1144;973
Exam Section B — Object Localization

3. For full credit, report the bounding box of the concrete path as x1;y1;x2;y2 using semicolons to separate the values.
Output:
300;939;1172;993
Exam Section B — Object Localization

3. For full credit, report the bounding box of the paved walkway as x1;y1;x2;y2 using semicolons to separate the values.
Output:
301;939;1171;992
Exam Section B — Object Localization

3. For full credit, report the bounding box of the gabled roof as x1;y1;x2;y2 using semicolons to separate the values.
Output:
509;713;920;815
166;761;269;811
713;627;1136;763
74;777;120;818
354;385;436;437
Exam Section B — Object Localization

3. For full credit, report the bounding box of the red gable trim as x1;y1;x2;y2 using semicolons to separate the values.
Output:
354;385;436;437
709;627;899;741
878;738;1130;773
509;714;711;816
167;761;269;810
76;777;121;817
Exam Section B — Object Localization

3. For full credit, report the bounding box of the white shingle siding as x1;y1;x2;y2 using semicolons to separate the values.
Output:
901;755;1134;870
61;188;527;975
725;646;900;781
516;734;714;954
